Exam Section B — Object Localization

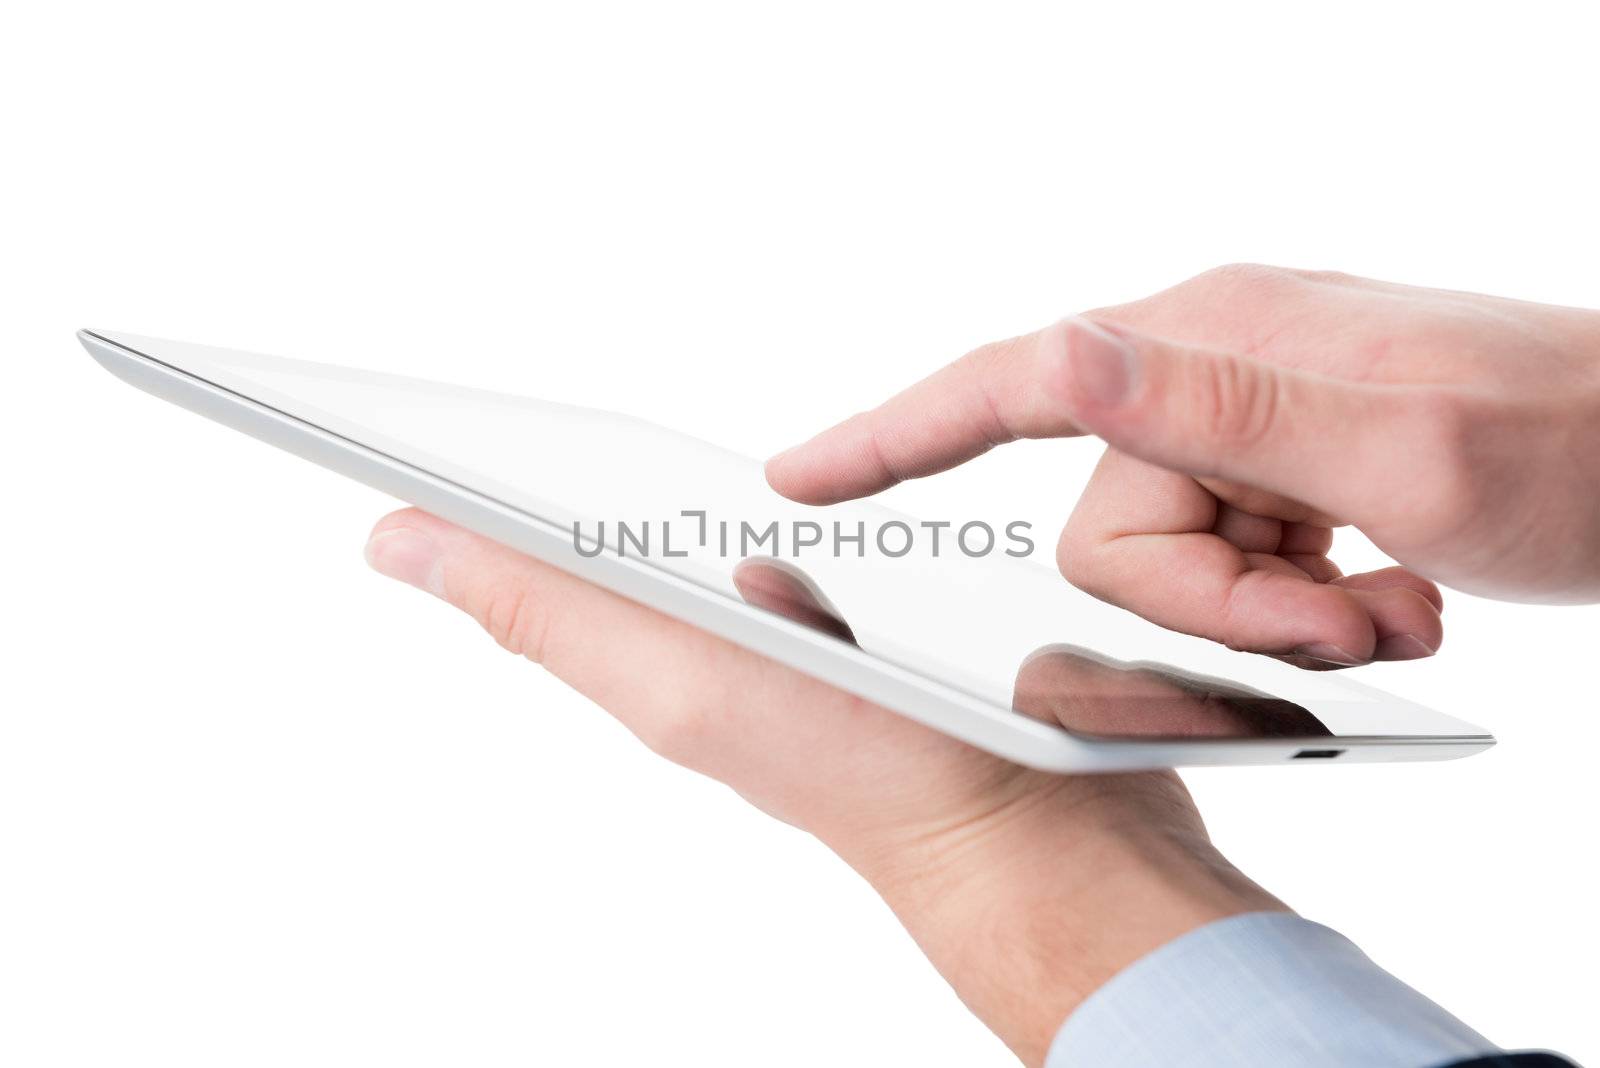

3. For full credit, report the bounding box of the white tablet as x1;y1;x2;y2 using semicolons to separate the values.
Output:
80;330;1494;772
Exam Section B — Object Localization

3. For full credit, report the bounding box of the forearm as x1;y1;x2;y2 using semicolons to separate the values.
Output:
844;773;1284;1065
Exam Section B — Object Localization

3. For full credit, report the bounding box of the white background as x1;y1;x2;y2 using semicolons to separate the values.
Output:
4;2;1598;1064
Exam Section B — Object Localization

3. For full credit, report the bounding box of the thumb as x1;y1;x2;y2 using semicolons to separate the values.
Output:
1050;317;1416;519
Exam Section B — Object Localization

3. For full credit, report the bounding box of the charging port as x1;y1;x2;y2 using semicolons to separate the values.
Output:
1291;748;1346;760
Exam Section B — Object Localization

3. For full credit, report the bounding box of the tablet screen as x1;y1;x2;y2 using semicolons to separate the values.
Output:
102;334;1485;743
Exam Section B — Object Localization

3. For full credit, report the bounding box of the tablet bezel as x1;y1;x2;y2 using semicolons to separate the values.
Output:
79;329;1495;771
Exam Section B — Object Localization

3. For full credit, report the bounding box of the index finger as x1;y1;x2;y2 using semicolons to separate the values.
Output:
765;320;1094;504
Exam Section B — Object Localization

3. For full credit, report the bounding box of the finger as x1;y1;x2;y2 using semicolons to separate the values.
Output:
1205;516;1442;613
361;508;870;770
1334;566;1445;613
1207;507;1343;582
1343;585;1443;660
765;329;1088;505
1060;453;1383;663
1204;509;1343;583
1210;504;1283;554
1277;522;1335;556
1198;480;1340;528
1280;553;1342;584
1045;317;1426;522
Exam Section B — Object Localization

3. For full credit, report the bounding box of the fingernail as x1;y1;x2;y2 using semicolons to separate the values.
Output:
1064;317;1137;407
1374;634;1437;661
1294;642;1363;666
365;527;445;597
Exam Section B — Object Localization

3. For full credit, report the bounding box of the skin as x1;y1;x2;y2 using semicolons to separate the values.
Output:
770;265;1600;661
368;267;1600;1064
365;512;1282;1065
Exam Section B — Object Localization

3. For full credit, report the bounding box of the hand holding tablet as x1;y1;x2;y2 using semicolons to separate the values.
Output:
81;323;1492;770
80;266;1600;1065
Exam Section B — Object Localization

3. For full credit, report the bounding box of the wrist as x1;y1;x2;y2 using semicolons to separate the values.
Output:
843;772;1284;1066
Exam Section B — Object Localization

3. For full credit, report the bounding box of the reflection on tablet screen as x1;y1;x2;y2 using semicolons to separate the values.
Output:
109;334;1478;746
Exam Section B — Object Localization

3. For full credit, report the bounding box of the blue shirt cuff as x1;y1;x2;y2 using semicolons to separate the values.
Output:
1045;912;1498;1068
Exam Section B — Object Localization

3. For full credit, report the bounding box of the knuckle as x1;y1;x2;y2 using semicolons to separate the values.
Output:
1056;528;1110;599
1190;354;1281;453
953;333;1036;441
1055;529;1088;584
1218;570;1278;652
957;334;1027;381
1098;264;1306;333
634;687;717;764
477;584;552;662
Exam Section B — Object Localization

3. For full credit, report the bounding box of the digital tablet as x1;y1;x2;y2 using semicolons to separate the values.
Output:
80;330;1494;771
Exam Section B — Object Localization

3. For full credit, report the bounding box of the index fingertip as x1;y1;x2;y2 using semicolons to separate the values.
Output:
763;444;850;505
